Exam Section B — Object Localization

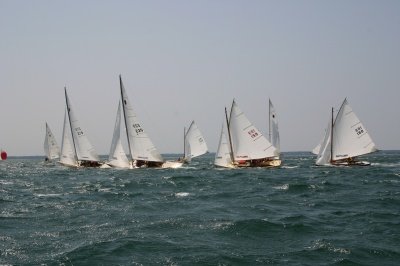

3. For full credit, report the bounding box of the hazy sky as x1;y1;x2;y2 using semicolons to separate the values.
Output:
1;0;399;156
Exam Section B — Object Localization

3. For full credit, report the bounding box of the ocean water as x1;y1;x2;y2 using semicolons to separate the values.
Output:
1;151;399;265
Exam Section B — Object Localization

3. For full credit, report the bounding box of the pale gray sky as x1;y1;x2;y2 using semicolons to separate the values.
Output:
0;0;399;156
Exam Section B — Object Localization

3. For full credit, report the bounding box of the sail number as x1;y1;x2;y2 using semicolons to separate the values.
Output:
75;127;84;136
248;129;259;139
133;123;143;134
355;126;364;136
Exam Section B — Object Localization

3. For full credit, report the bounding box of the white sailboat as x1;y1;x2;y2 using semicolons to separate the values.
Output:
44;122;60;161
59;87;102;167
106;102;130;168
316;98;377;166
119;75;182;168
269;99;281;158
220;100;281;168
183;120;208;163
214;122;235;168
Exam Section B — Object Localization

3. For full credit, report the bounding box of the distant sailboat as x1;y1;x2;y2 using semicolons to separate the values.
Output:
59;87;102;167
119;75;182;168
106;101;130;168
44;122;60;161
183;120;208;163
218;100;281;168
269;99;280;159
316;98;377;166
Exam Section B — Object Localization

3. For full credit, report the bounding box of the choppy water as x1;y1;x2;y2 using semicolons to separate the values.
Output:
1;151;399;265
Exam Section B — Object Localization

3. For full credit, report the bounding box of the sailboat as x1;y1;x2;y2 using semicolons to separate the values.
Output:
106;101;130;168
316;98;377;166
214;122;235;168
59;87;103;167
182;120;208;163
44;122;60;161
268;99;281;159
119;75;182;169
219;99;281;168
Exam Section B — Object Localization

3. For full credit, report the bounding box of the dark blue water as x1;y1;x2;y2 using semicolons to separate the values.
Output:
1;151;399;265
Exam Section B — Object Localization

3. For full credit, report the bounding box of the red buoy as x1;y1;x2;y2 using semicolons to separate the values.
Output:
1;151;7;160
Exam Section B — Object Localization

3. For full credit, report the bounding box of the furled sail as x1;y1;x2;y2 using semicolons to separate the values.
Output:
44;122;60;160
184;120;208;162
119;76;163;162
228;100;277;161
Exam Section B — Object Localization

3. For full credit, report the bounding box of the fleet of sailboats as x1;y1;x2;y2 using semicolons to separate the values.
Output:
36;79;380;170
315;98;377;166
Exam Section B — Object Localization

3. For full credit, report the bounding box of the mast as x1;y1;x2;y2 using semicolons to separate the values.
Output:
119;75;133;161
64;87;78;163
330;107;334;163
268;99;271;142
183;126;186;159
225;102;235;163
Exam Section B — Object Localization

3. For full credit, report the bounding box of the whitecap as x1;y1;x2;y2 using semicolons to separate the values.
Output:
175;192;190;198
273;184;289;190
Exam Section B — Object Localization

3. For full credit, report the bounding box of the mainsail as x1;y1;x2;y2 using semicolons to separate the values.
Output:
316;99;377;165
64;88;100;162
60;108;78;166
119;75;163;162
331;99;377;160
108;102;130;168
269;99;280;155
184;120;208;162
44;122;60;160
214;123;233;167
228;100;277;161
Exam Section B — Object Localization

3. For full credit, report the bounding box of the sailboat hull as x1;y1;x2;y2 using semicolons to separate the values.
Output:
332;160;371;166
235;158;282;168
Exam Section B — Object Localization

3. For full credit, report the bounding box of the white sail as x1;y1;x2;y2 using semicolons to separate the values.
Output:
269;99;280;155
108;102;130;168
184;120;208;161
332;99;377;160
316;118;332;165
65;88;100;162
44;122;60;160
229;100;277;161
214;123;234;168
60;108;78;166
119;76;163;162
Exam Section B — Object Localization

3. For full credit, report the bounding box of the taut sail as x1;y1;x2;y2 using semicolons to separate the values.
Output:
64;88;100;163
214;123;234;168
228;100;277;161
119;75;163;163
108;102;130;168
60;108;78;167
184;120;208;162
269;99;280;155
44;122;60;161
